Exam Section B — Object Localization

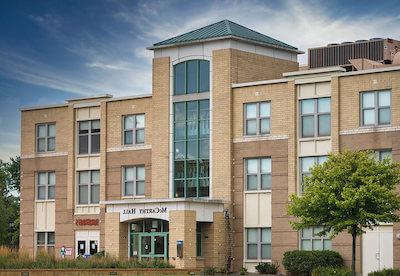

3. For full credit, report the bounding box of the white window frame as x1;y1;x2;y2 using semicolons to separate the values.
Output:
360;90;391;127
375;149;392;161
77;170;100;205
299;97;331;138
36;123;56;152
122;114;145;145
122;165;145;197
244;101;271;136
245;227;272;261
77;120;100;155
299;156;327;193
36;171;55;200
36;232;55;255
300;226;331;251
245;157;272;191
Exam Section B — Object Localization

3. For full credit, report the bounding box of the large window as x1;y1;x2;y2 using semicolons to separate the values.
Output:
36;232;55;255
300;98;331;138
174;60;210;95
244;102;271;136
78;120;100;154
123;114;145;145
77;170;100;205
300;226;331;250
37;171;55;200
361;90;391;126
36;123;55;152
245;158;271;191
246;228;271;260
300;156;327;193
375;149;392;161
173;100;209;198
123;166;145;197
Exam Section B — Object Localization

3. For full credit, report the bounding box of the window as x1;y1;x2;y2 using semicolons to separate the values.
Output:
37;172;55;200
78;120;100;154
246;228;271;260
123;114;145;145
300;98;331;138
173;60;210;95
123;166;145;197
36;123;55;152
300;156;327;193
244;102;271;136
375;149;392;161
196;222;202;257
77;170;100;205
300;226;331;250
361;90;391;126
36;232;55;255
245;158;271;191
174;100;210;198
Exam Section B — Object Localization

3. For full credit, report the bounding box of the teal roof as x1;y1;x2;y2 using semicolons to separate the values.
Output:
149;20;298;51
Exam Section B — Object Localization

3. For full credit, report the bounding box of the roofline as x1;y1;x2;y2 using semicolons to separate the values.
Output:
338;65;400;76
66;94;113;102
20;103;68;112
105;93;152;102
283;66;346;77
148;35;304;54
232;78;288;88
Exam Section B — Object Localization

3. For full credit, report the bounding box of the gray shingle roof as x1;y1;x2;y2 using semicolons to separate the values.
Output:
149;20;298;51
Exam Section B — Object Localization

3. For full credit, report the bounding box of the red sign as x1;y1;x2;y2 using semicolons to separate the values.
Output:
75;219;99;226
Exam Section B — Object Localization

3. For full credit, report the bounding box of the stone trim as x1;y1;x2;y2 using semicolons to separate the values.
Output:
233;135;288;143
21;152;68;159
106;144;152;152
339;126;400;135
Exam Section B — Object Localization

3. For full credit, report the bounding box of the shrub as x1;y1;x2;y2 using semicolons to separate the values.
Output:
239;266;248;275
255;262;279;274
282;250;343;275
369;268;400;276
312;267;351;276
204;266;217;275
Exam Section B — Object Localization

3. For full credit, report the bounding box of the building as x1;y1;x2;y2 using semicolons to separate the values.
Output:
19;20;400;275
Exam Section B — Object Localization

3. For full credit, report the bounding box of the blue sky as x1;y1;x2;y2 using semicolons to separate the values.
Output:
1;0;400;160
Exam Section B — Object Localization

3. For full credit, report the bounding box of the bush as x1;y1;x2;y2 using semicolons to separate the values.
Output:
255;262;279;274
369;268;400;276
239;266;248;275
282;250;343;275
312;267;351;276
204;267;217;275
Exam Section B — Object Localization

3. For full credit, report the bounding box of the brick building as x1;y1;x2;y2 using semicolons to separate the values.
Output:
19;20;400;275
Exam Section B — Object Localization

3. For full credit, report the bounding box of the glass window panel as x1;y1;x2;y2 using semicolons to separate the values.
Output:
302;227;312;238
174;180;185;198
317;98;330;113
187;140;197;159
247;159;258;174
199;139;209;158
91;184;100;204
187;121;197;139
48;185;55;200
136;129;145;144
261;244;271;259
38;173;47;185
301;240;312;250
363;109;375;125
199;60;210;92
362;92;375;108
260;102;270;117
261;228;271;243
199;120;209;138
301;99;314;114
261;174;271;190
91;134;100;153
37;232;46;244
48;172;55;185
124;115;134;129
323;239;332;250
302;116;314;137
261;158;271;173
124;181;134;196
186;179;197;197
47;137;55;151
137;167;145;180
246;104;257;119
187;101;197;115
302;157;315;173
48;124;55;137
91;120;100;131
260;118;270;134
378;91;391;107
174;122;186;140
247;229;258;243
247;175;258;190
174;103;186;121
174;63;185;95
317;156;328;164
136;115;145;128
174;161;185;179
91;171;100;184
312;239;323;250
199;179;209;197
47;232;55;245
174;142;186;160
136;181;145;196
124;131;133;144
125;167;134;181
379;108;390;124
199;99;209;111
199;160;209;177
79;121;89;133
78;135;89;154
313;226;323;236
78;185;88;204
380;151;392;161
37;138;46;152
247;244;257;259
246;119;257;135
37;125;46;137
318;114;331;136
38;186;46;200
186;160;197;178
187;60;198;93
79;171;89;184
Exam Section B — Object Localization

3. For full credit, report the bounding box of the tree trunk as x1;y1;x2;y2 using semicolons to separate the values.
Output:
351;227;357;276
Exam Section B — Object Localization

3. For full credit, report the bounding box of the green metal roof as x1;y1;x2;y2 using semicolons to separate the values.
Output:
149;20;298;51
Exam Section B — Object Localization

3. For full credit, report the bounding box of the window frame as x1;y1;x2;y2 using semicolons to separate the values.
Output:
244;101;271;136
36;123;56;153
77;170;100;205
300;226;331;251
245;227;272;261
36;232;55;255
375;149;392;162
173;60;210;95
299;97;331;138
299;156;327;193
122;165;145;197
122;114;145;145
36;171;55;200
77;120;100;155
360;90;391;127
245;157;272;191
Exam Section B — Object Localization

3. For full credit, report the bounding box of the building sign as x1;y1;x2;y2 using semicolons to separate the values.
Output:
65;247;73;256
122;206;167;215
75;218;99;226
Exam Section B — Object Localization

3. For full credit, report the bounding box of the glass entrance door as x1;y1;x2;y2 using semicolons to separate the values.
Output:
137;233;168;260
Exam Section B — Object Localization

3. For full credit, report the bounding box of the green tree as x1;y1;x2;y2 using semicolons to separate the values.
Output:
288;150;400;276
0;156;20;248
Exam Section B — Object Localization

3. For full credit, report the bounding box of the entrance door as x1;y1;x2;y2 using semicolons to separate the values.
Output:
362;226;393;276
136;233;168;260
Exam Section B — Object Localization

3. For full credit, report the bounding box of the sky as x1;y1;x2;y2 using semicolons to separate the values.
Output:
1;0;400;161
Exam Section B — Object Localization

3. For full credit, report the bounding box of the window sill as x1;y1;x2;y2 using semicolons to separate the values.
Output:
244;190;271;194
298;136;331;142
244;259;272;263
35;199;55;203
76;153;100;157
359;124;391;129
75;204;100;207
243;134;271;138
121;196;145;200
